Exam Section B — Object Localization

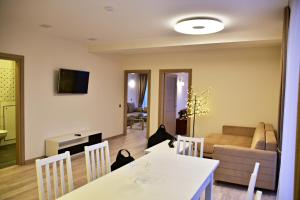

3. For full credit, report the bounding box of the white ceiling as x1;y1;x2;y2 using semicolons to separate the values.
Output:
0;0;288;53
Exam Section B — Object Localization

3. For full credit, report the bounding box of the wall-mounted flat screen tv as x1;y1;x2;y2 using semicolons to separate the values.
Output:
57;68;90;94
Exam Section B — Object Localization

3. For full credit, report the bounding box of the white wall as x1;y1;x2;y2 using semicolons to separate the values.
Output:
127;73;139;107
122;45;281;137
277;0;300;199
0;23;123;159
176;73;188;118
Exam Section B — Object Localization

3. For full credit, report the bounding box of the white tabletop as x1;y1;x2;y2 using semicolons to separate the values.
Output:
58;150;219;200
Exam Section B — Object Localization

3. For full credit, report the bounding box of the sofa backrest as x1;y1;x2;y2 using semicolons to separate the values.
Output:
251;122;266;150
265;123;274;132
222;125;256;137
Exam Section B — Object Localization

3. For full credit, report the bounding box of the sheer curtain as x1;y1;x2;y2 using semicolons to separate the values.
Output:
142;82;148;108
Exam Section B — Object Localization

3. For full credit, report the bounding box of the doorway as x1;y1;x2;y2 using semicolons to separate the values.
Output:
159;69;192;136
0;53;24;167
124;70;151;138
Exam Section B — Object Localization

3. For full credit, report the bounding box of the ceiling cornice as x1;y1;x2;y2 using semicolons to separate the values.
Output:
88;38;281;54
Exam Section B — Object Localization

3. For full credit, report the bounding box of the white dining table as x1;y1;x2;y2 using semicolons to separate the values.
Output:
58;144;219;200
145;139;189;154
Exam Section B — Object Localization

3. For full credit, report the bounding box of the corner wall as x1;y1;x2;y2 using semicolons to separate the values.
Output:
122;45;281;136
0;24;124;160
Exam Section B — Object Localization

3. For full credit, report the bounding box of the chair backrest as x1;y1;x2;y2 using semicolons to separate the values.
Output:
176;135;204;158
84;141;111;183
35;151;74;200
247;162;260;200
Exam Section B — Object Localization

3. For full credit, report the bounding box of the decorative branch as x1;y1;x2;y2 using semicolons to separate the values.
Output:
187;87;211;137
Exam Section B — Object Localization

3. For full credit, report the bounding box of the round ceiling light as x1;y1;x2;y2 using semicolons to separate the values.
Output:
174;17;224;35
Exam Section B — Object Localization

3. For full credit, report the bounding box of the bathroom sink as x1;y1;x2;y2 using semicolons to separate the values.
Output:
0;130;8;142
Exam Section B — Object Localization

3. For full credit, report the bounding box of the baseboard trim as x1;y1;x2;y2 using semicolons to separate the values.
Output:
24;156;45;165
23;133;125;165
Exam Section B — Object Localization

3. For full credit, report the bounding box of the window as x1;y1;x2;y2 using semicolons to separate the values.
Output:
142;82;148;108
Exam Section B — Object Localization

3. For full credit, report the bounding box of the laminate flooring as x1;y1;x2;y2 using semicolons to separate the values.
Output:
0;144;16;169
0;127;276;200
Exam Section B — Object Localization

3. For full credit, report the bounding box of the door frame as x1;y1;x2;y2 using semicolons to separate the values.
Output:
294;66;300;200
158;69;192;136
123;70;151;138
0;52;25;165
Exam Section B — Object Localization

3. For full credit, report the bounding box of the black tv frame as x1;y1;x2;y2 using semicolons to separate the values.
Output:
57;68;90;94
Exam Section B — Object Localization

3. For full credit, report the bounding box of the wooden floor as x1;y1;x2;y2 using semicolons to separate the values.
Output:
0;124;276;200
0;144;16;169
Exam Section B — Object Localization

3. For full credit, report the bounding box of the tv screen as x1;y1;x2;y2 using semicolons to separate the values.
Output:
57;68;90;94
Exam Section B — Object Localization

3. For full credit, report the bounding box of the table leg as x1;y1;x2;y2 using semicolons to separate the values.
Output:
205;173;213;200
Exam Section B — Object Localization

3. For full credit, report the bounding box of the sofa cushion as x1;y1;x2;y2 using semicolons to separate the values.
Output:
204;133;252;154
250;123;266;150
222;125;256;137
266;130;277;151
127;102;136;113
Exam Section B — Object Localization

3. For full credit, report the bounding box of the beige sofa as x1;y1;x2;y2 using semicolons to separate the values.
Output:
204;122;277;190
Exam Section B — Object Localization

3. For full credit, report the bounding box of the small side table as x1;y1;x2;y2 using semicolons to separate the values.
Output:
133;118;144;130
176;118;187;135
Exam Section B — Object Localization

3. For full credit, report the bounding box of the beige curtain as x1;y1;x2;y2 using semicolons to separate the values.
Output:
138;74;148;107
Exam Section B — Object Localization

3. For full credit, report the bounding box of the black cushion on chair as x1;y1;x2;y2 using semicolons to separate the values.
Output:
111;149;135;171
147;124;176;148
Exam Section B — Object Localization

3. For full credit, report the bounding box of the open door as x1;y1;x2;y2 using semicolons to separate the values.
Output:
163;74;177;134
0;52;24;166
159;69;192;136
123;70;151;138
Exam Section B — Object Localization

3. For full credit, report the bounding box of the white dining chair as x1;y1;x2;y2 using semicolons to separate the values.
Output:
35;151;74;200
247;162;263;200
84;141;111;183
176;135;204;158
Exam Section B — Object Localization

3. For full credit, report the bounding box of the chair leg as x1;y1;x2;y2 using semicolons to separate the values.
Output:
254;191;262;200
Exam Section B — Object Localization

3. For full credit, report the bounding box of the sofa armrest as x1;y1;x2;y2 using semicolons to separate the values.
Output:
213;145;277;179
222;125;255;137
213;145;277;190
213;145;277;161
